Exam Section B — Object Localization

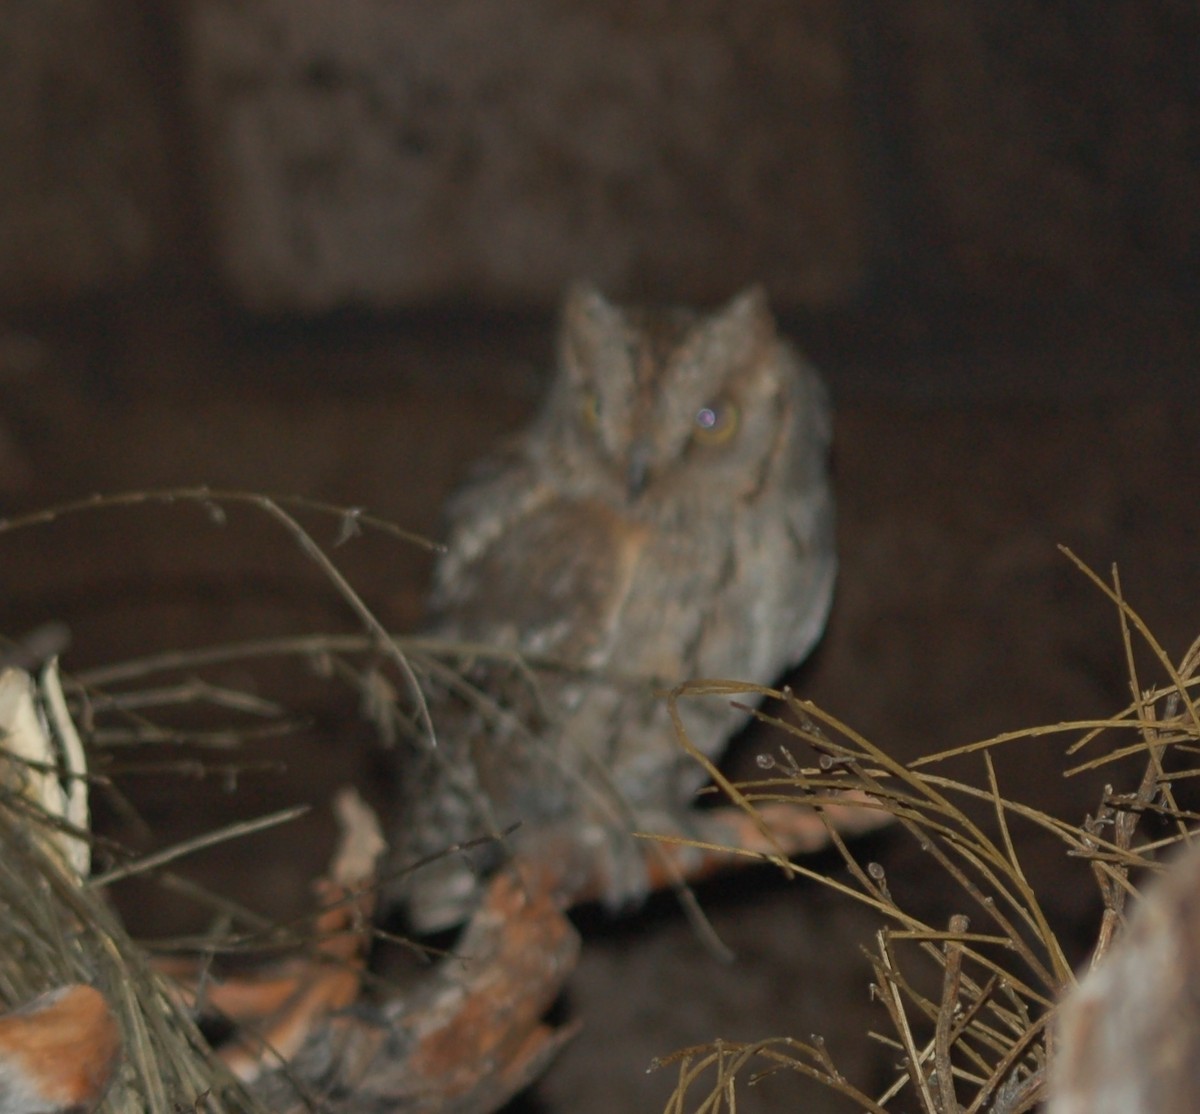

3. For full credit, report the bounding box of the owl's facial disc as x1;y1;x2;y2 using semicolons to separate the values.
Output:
556;283;783;505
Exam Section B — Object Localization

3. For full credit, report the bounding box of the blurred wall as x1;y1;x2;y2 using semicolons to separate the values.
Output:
1;1;1196;314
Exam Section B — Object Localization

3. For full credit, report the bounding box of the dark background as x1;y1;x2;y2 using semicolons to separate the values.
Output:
1;4;1198;1110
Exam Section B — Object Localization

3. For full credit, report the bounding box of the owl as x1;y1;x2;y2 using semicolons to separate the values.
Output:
396;283;836;931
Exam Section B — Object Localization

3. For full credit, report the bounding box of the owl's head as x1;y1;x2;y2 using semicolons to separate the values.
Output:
536;283;829;506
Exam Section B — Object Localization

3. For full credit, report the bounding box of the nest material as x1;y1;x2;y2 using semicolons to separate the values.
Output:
657;555;1200;1114
0;658;581;1114
0;661;265;1114
0;491;592;1114
3;491;1196;1114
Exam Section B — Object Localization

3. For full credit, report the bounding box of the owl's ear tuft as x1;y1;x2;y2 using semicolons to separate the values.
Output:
562;281;616;324
691;287;776;364
560;282;625;373
717;286;774;335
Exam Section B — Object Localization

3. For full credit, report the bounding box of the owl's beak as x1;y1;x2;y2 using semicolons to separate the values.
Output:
626;441;651;497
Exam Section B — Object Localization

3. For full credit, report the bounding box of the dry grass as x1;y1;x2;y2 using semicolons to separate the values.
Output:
0;486;604;1112
0;711;272;1114
654;550;1200;1113
0;489;439;1112
3;489;1196;1112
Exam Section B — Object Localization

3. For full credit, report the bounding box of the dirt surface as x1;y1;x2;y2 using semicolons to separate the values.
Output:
2;289;1198;1111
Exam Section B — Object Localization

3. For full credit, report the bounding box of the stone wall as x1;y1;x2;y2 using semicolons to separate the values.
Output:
0;1;1195;314
877;2;1200;302
182;0;867;311
0;2;171;306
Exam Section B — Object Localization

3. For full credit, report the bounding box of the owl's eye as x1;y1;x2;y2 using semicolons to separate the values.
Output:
581;391;601;428
692;400;739;446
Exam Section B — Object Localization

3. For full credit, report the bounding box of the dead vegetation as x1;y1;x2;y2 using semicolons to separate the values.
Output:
656;552;1200;1113
0;491;1197;1112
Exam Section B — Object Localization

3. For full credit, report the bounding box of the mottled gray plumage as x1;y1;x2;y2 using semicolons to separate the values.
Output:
396;284;835;930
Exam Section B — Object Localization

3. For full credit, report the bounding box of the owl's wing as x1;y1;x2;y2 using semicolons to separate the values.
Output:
780;476;837;663
430;469;646;666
